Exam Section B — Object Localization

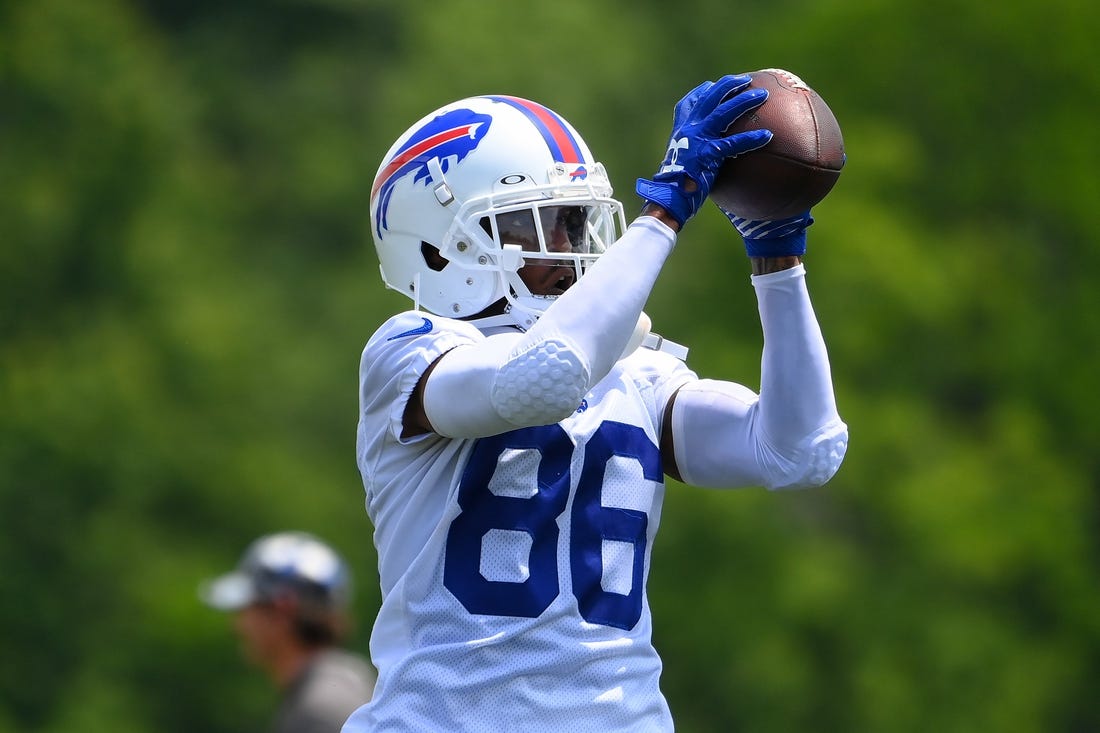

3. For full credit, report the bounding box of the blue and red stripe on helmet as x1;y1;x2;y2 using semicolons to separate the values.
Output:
482;95;585;164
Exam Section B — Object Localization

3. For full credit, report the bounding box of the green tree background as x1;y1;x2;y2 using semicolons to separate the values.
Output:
2;0;1097;731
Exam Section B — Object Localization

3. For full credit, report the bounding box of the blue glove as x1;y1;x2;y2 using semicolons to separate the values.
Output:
720;208;814;257
636;75;772;229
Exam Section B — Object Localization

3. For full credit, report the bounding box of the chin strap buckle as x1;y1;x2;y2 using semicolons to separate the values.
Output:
641;332;689;361
427;157;455;206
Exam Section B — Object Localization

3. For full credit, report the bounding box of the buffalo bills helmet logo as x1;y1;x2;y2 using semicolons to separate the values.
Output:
568;166;588;182
372;109;493;237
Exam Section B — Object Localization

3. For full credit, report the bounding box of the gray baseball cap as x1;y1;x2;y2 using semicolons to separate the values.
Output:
200;531;351;613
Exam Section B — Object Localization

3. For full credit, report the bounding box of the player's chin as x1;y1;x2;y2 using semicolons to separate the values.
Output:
526;266;576;296
549;270;576;295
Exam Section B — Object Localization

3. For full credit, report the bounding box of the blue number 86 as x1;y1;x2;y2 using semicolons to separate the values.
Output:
443;421;661;631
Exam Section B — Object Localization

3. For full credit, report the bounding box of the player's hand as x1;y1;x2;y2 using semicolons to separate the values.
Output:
636;75;772;229
720;208;814;257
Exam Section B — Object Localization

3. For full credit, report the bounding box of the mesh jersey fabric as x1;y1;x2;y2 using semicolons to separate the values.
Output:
347;311;696;733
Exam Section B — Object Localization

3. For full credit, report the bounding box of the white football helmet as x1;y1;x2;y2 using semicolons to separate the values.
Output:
370;95;626;329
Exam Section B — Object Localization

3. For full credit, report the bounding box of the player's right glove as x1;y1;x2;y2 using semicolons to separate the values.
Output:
636;75;772;229
721;208;814;258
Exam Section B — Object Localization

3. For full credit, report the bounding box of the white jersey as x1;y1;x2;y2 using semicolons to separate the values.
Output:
346;310;696;733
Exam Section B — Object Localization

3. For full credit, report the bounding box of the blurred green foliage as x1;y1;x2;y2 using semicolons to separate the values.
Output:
1;0;1097;731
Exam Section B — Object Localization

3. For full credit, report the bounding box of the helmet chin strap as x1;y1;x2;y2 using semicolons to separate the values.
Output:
465;295;548;332
411;272;422;312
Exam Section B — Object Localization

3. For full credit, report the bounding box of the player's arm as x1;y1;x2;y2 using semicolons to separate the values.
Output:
661;262;846;490
402;216;676;438
403;76;771;439
400;202;677;435
661;207;847;490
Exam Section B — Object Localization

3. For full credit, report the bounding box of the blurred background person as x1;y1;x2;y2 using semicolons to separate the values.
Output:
200;531;375;733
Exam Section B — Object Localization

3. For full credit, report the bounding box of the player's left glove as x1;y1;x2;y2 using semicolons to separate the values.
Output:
721;208;814;257
636;75;772;229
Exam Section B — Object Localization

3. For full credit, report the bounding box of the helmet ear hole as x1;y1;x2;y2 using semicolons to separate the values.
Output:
420;242;449;272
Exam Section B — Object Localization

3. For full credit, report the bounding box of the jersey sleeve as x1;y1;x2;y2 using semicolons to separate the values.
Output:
358;311;484;445
620;345;698;433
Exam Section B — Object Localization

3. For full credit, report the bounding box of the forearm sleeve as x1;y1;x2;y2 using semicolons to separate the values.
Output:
754;265;843;446
424;216;677;438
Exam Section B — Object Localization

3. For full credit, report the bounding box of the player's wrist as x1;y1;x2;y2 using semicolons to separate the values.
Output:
750;255;803;275
640;202;682;232
743;229;808;258
635;178;698;229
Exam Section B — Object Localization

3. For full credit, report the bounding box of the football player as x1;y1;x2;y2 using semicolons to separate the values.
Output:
346;75;847;732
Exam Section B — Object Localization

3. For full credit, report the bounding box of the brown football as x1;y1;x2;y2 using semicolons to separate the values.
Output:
711;68;846;220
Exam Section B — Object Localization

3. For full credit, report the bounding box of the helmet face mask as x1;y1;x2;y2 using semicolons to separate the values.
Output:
371;96;626;325
478;197;620;307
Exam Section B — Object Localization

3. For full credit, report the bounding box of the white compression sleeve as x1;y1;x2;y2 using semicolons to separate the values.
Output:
754;265;843;446
672;264;847;489
424;216;677;438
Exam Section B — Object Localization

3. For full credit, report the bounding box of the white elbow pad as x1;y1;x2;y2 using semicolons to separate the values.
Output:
490;336;590;426
772;419;849;490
